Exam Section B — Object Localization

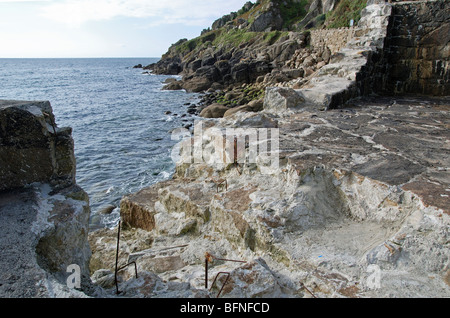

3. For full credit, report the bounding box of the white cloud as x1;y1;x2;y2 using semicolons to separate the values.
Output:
0;0;51;2
40;0;249;27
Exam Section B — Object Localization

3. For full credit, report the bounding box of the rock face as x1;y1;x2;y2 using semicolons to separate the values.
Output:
107;1;449;299
0;100;76;191
113;94;449;298
0;100;94;298
383;0;450;95
145;0;340;97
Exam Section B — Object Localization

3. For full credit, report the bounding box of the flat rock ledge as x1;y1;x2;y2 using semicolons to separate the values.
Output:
90;95;450;298
0;184;95;298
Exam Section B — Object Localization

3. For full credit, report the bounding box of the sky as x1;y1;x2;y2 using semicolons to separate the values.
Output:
0;0;251;58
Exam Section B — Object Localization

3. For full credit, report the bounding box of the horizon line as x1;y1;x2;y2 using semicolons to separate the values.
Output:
0;56;161;59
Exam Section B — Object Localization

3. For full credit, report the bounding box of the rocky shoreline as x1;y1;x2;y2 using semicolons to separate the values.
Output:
0;0;448;299
88;93;449;298
88;0;449;298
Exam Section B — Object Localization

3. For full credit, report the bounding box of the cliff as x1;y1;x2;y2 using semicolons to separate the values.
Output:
144;0;366;113
0;101;95;297
86;0;450;298
145;0;448;119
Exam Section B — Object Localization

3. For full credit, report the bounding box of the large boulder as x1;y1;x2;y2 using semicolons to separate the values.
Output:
199;103;229;118
263;87;305;112
0;100;76;191
223;98;264;117
249;8;283;32
182;77;213;93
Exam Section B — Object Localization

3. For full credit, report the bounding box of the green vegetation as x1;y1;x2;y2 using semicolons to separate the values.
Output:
263;30;288;45
172;0;369;56
212;28;258;47
175;31;218;54
245;86;265;101
237;2;253;16
279;0;309;29
237;2;263;24
325;0;368;28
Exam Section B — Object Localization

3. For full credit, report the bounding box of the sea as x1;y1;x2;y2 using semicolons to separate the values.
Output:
0;58;201;230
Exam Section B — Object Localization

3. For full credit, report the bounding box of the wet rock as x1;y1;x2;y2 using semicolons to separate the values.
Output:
199;103;229;118
98;204;116;215
183;77;214;93
163;80;183;90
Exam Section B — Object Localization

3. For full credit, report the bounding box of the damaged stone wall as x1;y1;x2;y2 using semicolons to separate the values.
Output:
383;0;450;95
310;27;355;55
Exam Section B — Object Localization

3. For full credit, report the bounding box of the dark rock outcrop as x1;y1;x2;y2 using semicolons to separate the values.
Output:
0;100;94;298
0;100;76;191
383;0;450;96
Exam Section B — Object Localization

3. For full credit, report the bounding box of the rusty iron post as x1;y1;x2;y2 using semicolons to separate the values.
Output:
205;257;208;289
115;220;138;294
114;220;121;294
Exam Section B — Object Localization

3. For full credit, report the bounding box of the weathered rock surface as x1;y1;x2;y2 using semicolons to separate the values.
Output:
90;0;450;299
383;0;450;95
109;91;449;298
109;95;449;298
199;103;230;118
0;100;76;191
0;100;95;298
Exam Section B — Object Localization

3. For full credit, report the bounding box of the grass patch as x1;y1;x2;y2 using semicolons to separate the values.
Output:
238;2;264;24
212;28;258;47
325;0;368;28
175;31;218;54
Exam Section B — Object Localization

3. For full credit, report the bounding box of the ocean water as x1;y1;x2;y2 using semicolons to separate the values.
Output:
0;58;200;230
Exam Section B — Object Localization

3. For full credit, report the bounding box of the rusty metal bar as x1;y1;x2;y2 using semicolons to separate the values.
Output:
210;272;231;298
204;252;213;289
234;136;237;164
299;282;317;298
204;252;246;298
233;136;243;175
115;220;138;294
205;258;208;289
114;221;121;294
213;257;246;263
217;179;227;193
